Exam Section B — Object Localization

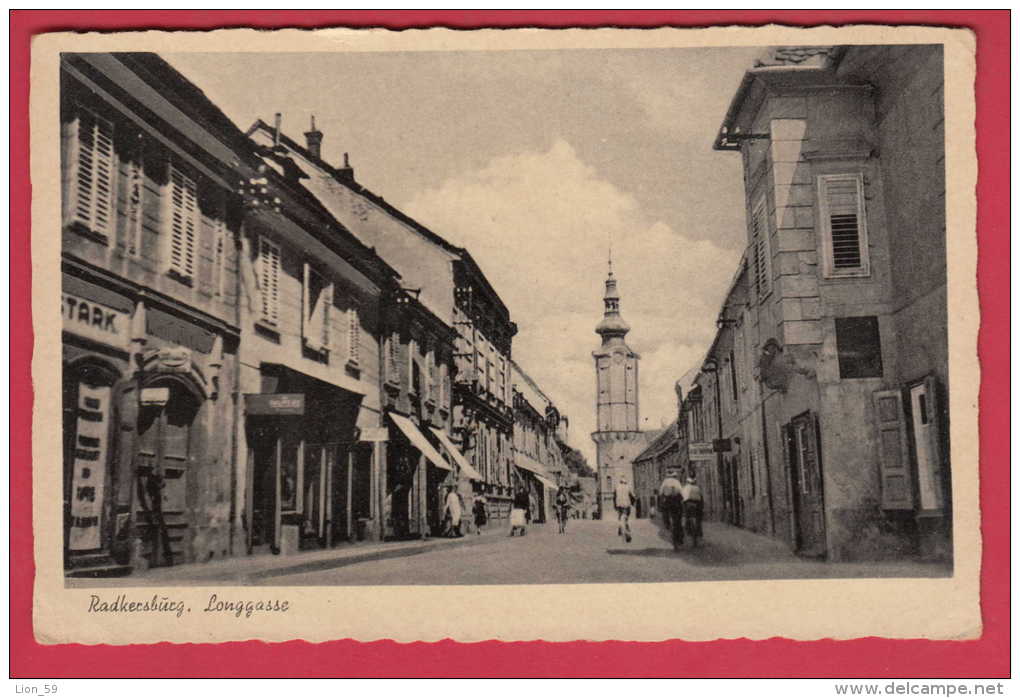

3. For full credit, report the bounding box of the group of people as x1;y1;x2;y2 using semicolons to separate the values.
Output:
658;473;705;549
441;485;492;538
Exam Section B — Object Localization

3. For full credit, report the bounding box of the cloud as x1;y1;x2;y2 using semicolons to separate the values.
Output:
406;139;742;465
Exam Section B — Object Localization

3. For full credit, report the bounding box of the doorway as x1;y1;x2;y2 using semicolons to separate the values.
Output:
785;412;826;557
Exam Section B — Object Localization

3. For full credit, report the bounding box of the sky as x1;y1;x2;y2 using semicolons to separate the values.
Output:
166;46;760;466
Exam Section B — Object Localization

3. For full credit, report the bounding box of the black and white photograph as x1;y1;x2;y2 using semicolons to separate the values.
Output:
33;25;980;643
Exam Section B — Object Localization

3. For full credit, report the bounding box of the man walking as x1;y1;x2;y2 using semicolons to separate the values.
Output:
659;473;685;550
614;477;637;543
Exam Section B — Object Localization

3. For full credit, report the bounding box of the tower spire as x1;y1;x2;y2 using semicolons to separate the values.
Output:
595;250;629;343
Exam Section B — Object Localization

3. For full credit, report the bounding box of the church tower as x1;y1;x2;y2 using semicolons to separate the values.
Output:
591;258;644;515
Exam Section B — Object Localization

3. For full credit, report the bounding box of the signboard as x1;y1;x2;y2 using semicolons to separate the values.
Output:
244;393;305;416
62;292;131;350
689;442;715;462
69;384;110;550
359;427;389;443
140;387;170;407
713;438;732;453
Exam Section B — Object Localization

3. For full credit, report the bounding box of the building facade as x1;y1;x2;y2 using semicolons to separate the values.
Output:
245;119;514;530
511;360;568;524
707;44;950;561
60;53;251;575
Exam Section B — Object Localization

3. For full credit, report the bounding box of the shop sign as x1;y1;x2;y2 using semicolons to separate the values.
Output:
689;442;715;462
69;383;110;550
62;292;130;350
359;427;389;443
140;387;171;407
245;393;305;416
713;438;732;453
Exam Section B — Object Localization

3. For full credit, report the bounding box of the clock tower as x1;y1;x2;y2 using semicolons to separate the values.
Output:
591;259;645;515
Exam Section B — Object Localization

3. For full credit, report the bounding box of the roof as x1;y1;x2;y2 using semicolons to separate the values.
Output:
247;119;511;320
713;46;847;151
633;422;679;463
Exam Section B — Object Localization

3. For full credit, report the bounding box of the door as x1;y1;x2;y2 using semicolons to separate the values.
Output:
135;383;199;567
302;443;329;546
909;378;945;513
330;444;351;545
249;423;278;552
786;413;826;557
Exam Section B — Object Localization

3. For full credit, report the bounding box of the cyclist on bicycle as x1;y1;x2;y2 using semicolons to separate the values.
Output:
555;486;571;534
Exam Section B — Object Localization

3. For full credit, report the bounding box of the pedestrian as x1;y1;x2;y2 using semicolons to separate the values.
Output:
614;477;637;543
555;486;571;534
681;475;704;546
659;474;685;550
472;494;488;535
443;485;463;538
509;487;529;536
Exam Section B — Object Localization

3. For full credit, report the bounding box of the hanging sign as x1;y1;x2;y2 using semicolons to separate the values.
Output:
68;384;110;550
244;393;305;416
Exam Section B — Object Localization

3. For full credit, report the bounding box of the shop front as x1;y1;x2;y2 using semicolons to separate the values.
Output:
513;454;557;525
244;364;365;555
385;412;453;540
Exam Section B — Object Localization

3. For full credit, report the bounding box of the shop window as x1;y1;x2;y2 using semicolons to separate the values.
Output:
819;173;870;277
166;164;199;282
64;375;115;552
751;196;772;301
70;108;116;242
835;316;883;379
257;236;281;325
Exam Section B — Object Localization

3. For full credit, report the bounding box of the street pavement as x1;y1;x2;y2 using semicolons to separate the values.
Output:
252;517;950;586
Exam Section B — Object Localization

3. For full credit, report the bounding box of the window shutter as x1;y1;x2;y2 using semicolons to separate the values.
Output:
258;237;280;324
213;223;226;297
347;308;360;364
168;165;198;279
73;110;116;238
302;263;331;352
751;197;772;299
872;389;914;510
820;174;869;275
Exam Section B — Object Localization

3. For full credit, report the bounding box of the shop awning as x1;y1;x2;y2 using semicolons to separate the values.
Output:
515;453;558;489
429;427;485;481
536;475;558;490
389;413;451;471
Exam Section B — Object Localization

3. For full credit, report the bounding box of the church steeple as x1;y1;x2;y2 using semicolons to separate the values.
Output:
596;256;631;344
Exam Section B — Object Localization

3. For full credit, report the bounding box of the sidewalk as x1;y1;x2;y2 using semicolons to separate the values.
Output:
67;530;506;587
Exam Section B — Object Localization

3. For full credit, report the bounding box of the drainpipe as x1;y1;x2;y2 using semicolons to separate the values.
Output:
760;387;776;536
228;211;245;557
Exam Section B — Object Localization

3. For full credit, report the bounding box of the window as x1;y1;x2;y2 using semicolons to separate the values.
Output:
346;307;360;365
819;174;870;277
302;263;332;352
407;339;418;395
71;109;116;240
728;351;739;403
835;316;883;379
751;196;772;300
124;152;144;257
425;340;436;402
257;237;281;325
167;164;199;281
387;331;400;384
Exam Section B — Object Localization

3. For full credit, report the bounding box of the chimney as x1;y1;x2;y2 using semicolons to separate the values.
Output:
336;152;355;184
273;113;282;147
304;115;323;160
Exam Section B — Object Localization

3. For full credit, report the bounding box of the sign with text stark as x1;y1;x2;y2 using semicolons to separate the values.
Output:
688;442;715;462
245;393;305;416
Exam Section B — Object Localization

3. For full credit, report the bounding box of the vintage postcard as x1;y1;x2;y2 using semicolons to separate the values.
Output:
31;23;979;644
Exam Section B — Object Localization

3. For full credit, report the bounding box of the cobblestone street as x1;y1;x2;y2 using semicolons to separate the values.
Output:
250;518;948;586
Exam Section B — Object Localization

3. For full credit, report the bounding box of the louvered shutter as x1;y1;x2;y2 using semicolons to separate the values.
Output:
347;308;360;364
258;237;280;324
302;263;331;352
73;110;116;238
168;165;198;279
751;197;772;299
872;389;914;510
820;174;869;275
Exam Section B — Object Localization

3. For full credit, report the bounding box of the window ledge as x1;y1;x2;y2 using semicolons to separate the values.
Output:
166;270;194;287
66;221;110;246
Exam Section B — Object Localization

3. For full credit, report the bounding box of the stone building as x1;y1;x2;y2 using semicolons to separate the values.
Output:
60;53;250;574
591;261;657;517
245;119;513;529
710;45;950;561
511;360;567;524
